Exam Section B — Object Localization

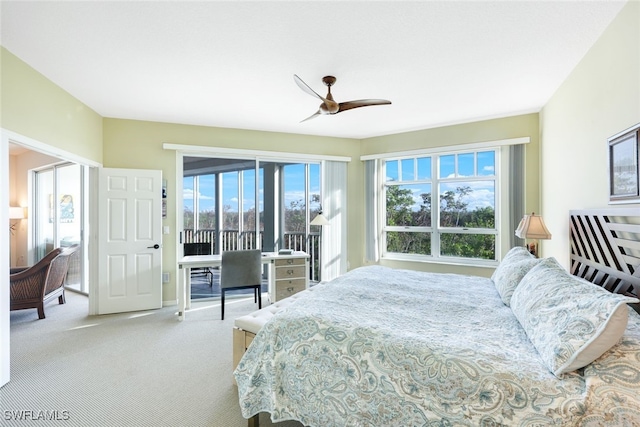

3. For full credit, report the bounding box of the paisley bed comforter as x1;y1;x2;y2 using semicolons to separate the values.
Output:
234;265;640;426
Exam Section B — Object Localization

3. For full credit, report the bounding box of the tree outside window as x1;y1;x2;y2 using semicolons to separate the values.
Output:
383;151;497;262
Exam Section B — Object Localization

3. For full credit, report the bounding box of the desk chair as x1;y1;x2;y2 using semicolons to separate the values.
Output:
220;249;262;320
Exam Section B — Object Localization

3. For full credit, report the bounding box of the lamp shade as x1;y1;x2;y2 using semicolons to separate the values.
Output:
9;206;24;220
310;212;330;226
515;213;552;240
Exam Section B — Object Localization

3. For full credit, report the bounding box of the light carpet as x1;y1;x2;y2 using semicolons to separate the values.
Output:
2;292;303;427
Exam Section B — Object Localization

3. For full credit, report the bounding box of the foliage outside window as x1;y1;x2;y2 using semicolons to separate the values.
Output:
383;150;497;263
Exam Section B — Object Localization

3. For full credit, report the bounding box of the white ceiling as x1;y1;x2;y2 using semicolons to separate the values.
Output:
0;1;627;139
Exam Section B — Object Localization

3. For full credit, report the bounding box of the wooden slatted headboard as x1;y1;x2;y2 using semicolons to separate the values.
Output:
570;209;640;313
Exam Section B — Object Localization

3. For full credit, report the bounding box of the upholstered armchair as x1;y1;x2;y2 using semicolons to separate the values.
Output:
10;245;79;319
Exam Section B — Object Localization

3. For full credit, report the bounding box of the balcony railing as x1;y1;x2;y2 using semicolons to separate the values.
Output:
183;229;321;281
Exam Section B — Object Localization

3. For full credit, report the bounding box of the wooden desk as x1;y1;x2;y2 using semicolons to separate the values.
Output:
177;251;309;320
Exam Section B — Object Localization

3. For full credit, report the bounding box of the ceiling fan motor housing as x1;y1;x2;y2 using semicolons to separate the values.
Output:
322;76;337;87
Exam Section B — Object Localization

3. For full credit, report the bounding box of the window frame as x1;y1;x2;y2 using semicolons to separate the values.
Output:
608;123;640;204
381;148;500;266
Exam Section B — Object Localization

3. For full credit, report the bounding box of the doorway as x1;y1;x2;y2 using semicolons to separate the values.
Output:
8;141;92;298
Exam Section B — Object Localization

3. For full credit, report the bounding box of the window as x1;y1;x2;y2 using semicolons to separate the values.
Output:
282;163;321;267
183;175;195;229
182;174;216;230
383;149;498;263
198;174;216;230
608;123;640;203
183;157;323;279
183;166;259;251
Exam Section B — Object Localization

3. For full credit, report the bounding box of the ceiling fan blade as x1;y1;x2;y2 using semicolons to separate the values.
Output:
300;110;322;123
293;74;324;101
338;99;392;113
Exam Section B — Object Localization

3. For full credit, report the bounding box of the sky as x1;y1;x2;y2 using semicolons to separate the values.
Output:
385;151;496;211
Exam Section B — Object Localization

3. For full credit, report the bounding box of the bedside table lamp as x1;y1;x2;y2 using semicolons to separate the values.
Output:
515;212;552;257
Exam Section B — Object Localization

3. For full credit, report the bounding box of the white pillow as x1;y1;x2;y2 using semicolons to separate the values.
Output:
491;246;539;306
510;257;639;377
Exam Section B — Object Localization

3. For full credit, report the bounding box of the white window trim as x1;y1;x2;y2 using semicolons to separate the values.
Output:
360;136;529;161
164;143;351;163
380;147;504;266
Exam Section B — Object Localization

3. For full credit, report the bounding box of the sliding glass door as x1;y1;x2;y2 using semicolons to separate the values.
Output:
34;169;55;260
282;162;321;280
183;157;323;301
34;163;85;293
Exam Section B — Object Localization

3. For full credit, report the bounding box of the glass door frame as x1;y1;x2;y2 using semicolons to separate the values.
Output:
32;162;88;294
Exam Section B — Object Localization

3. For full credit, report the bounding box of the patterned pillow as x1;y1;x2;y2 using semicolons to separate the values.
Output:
511;257;639;377
491;246;539;306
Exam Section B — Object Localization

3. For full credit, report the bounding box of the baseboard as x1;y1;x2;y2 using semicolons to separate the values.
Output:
162;299;177;307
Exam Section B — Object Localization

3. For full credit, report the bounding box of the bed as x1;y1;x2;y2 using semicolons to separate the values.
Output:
234;209;640;426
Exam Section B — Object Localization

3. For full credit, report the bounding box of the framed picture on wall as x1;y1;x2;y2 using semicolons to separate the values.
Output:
609;123;640;204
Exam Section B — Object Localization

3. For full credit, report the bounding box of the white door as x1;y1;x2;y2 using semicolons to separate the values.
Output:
97;168;163;314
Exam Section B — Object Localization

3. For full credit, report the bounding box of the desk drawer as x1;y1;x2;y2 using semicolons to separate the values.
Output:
275;279;306;300
275;265;306;280
275;257;306;267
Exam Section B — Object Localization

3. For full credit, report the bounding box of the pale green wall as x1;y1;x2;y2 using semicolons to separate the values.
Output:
0;47;103;162
103;118;361;301
361;113;540;277
540;0;640;267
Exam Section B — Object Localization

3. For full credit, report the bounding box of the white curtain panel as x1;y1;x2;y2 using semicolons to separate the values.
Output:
364;159;379;263
321;161;348;282
509;144;526;249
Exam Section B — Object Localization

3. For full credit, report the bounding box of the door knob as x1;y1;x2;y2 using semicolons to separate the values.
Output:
147;244;160;249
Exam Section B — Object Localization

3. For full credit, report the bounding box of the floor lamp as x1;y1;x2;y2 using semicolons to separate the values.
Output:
310;209;330;282
9;206;25;266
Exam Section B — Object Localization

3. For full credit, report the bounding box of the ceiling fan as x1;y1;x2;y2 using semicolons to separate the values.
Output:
293;74;391;122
